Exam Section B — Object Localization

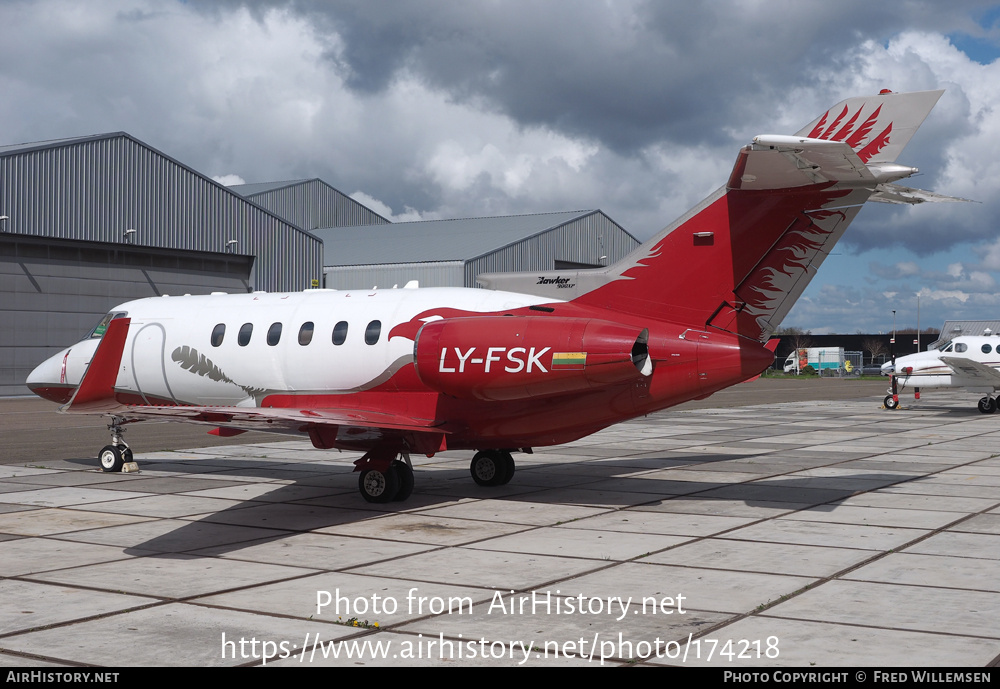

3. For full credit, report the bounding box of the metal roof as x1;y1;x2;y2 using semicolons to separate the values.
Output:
229;178;389;228
228;179;314;196
0;131;322;291
0;132;127;156
928;320;1000;349
312;210;613;265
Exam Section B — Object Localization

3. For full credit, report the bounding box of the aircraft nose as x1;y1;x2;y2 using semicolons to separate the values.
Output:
26;350;75;404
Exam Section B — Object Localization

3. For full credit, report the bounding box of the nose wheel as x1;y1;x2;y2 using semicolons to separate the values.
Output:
99;416;133;472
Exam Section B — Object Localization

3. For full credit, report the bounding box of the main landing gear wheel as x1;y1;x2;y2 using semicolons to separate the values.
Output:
978;396;997;414
98;445;132;473
392;460;414;502
883;395;899;410
359;467;400;503
470;450;515;487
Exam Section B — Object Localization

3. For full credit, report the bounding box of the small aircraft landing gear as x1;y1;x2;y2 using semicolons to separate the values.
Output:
355;447;414;503
978;396;997;414
99;416;133;472
883;394;899;410
470;450;515;487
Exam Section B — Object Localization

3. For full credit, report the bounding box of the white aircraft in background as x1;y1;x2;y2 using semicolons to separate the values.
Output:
27;89;956;503
883;335;1000;413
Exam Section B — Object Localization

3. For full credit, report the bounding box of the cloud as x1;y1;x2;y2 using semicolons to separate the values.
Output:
212;174;247;186
2;0;1000;333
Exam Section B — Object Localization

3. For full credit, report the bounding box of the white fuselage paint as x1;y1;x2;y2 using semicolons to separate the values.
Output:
36;287;559;406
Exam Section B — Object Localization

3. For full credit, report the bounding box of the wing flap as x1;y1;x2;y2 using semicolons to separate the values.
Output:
116;404;452;435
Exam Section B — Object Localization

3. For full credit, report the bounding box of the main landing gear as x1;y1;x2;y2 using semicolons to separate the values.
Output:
357;454;415;504
470;450;516;487
98;416;133;472
978;396;997;414
354;445;520;502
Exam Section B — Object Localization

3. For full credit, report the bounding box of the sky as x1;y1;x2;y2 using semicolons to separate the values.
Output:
2;1;1000;334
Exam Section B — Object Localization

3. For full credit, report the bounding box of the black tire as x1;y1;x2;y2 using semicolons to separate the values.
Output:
392;460;414;502
99;445;125;473
495;451;515;485
883;395;899;410
359;467;400;503
470;450;504;486
978;397;997;414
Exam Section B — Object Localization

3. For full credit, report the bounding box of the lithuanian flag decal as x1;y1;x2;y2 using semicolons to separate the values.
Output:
551;352;587;369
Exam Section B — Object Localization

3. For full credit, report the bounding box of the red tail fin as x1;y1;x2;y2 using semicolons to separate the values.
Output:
571;90;943;341
479;91;943;342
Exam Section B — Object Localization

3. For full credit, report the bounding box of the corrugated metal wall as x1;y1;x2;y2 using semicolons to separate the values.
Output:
0;134;322;292
324;262;465;290
464;211;639;286
1;234;253;396
321;211;639;291
247;179;389;230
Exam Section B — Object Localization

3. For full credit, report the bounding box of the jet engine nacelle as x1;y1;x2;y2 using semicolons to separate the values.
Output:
414;316;651;401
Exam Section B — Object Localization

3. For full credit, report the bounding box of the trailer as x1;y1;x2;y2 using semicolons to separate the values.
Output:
783;347;846;374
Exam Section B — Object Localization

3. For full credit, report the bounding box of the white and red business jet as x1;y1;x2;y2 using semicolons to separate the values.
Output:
28;89;952;503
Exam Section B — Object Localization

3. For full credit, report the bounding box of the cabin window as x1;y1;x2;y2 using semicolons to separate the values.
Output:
983;344;993;354
267;322;282;346
365;320;381;345
211;324;226;347
955;342;968;353
332;321;348;345
298;322;314;346
238;323;253;346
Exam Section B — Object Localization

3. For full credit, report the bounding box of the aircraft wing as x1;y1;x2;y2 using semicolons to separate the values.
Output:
114;403;454;435
939;357;1000;386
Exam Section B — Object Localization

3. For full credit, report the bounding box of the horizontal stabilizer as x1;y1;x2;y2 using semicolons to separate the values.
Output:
870;183;976;205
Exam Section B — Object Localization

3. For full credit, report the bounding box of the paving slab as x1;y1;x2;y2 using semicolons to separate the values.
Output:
3;390;1000;667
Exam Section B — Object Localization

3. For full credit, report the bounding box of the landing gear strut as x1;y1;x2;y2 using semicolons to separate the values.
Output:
470;450;515;487
978;396;997;414
99;416;133;472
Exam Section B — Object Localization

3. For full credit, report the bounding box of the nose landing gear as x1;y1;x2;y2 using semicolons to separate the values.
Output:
99;416;134;472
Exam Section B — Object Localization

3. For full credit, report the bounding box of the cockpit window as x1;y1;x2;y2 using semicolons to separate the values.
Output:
89;312;128;339
942;343;954;352
955;342;968;353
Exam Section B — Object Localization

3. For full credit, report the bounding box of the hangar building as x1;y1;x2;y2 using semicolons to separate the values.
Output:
1;135;638;397
0;133;334;395
315;210;639;290
229;178;389;230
